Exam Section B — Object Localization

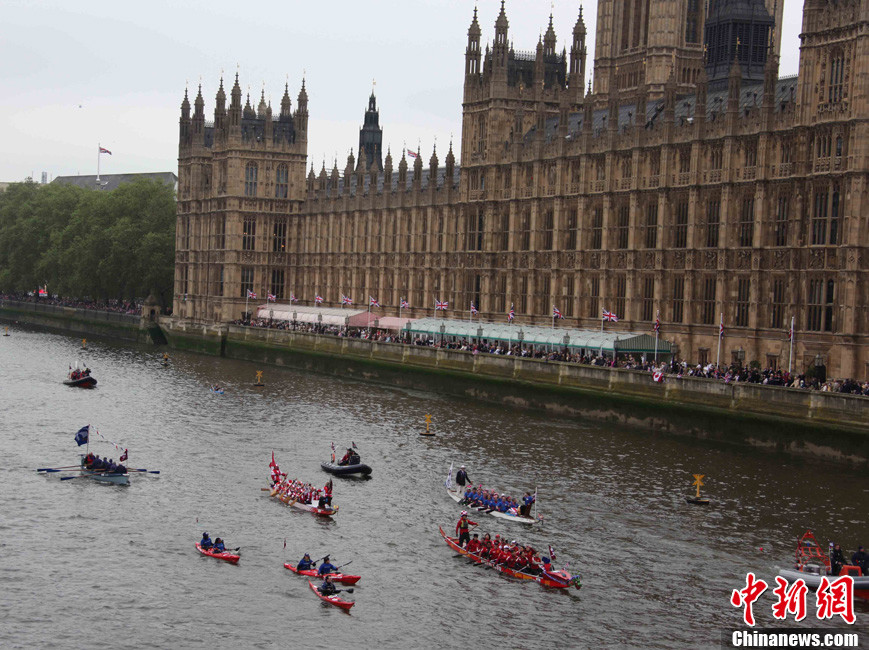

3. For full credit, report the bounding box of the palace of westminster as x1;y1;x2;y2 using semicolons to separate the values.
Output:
174;0;869;379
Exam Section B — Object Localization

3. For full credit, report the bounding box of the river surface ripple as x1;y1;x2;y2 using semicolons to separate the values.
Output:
0;327;866;649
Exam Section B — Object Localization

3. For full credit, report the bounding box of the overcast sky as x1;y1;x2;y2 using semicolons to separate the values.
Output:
1;0;802;182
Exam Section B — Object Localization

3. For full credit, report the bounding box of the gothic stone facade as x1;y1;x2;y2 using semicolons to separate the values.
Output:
175;1;869;380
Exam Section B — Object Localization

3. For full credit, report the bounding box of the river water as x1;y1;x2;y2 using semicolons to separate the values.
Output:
0;326;866;649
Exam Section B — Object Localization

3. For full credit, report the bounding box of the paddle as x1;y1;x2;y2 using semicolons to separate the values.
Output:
129;469;161;474
333;560;352;571
60;475;83;481
37;466;79;472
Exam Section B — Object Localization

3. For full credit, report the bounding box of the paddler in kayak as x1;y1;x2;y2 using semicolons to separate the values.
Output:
200;532;213;550
318;575;338;596
297;553;315;571
318;556;338;575
455;511;477;548
212;538;226;553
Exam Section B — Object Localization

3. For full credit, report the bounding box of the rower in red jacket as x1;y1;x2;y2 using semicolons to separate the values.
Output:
455;511;477;548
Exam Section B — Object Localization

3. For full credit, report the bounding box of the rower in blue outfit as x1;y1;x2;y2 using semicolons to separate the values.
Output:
318;575;338;596
297;553;315;571
212;538;225;553
317;556;337;575
200;532;213;550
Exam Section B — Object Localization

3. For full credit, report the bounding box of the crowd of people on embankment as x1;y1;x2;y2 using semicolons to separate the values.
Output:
0;291;141;315
232;317;869;396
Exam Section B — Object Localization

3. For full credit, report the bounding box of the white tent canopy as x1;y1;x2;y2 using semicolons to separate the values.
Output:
256;304;364;326
405;318;671;355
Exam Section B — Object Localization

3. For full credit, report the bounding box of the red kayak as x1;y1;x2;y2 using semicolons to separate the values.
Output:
284;563;361;585
195;542;240;564
308;581;354;610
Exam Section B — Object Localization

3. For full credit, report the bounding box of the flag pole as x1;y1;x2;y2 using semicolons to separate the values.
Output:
716;312;723;369
788;315;794;375
245;292;249;323
654;309;659;363
96;144;101;181
600;312;604;357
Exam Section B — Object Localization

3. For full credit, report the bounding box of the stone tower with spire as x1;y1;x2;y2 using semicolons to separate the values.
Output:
175;73;309;322
461;3;587;199
358;91;383;171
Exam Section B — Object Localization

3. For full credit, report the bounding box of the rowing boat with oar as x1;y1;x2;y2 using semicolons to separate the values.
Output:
446;486;540;525
268;486;338;516
438;526;580;590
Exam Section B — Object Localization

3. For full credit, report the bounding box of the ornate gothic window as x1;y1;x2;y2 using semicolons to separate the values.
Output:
614;275;627;319
244;162;258;196
774;196;789;247
674;202;689;249
672;276;684;324
588;275;600;319
270;269;284;302
701;276;716;325
616;206;630;249
565;209;578;250
736;278;750;327
243;216;256;251
644;203;658;249
770;278;785;329
641;276;654;322
272;218;287;252
738;198;754;247
829;51;845;104
590;208;603;250
541;209;554;251
706;199;720;248
807;279;835;332
240;266;254;298
275;164;288;198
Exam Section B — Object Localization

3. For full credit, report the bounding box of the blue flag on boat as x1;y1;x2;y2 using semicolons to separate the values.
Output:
74;425;89;446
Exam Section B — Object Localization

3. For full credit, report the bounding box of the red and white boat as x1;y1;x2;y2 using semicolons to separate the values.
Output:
268;486;338;516
195;542;240;564
438;526;580;590
308;581;354;611
284;562;360;585
777;530;868;601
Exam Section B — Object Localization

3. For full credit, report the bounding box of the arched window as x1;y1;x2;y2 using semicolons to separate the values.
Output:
244;162;258;196
829;51;845;104
275;164;288;198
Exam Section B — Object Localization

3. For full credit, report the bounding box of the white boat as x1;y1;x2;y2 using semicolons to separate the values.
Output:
446;486;539;525
268;487;337;516
79;459;130;485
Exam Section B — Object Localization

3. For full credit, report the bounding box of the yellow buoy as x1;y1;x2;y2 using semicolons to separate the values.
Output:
420;414;435;436
687;473;710;505
82;338;87;349
254;370;265;387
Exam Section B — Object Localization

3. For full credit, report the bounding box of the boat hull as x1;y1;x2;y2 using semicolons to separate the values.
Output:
269;488;337;516
447;487;538;525
64;376;97;388
321;461;372;477
438;526;578;589
308;581;354;610
778;569;869;600
195;542;240;564
78;462;129;485
284;563;360;585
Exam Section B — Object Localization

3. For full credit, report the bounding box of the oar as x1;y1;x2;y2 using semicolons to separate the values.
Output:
60;475;84;481
40;468;82;473
129;469;161;474
37;466;79;472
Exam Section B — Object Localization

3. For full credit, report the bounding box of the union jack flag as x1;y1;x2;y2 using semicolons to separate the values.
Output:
435;300;448;310
787;321;793;342
552;306;563;319
508;303;515;322
290;293;298;303
246;289;257;299
602;309;618;322
315;294;324;304
341;294;353;305
470;302;478;315
400;298;409;309
548;545;557;561
267;292;276;302
719;320;725;339
654;317;660;333
369;296;380;307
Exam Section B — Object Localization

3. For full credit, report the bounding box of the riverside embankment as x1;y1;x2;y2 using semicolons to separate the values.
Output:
161;317;869;466
0;299;164;344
